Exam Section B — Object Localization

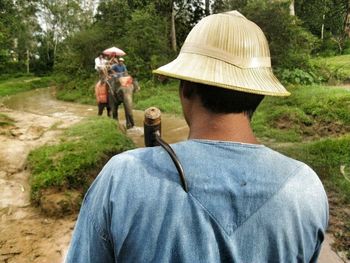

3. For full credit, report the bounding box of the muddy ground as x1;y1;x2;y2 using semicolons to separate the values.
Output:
0;106;80;263
0;87;348;262
0;87;189;263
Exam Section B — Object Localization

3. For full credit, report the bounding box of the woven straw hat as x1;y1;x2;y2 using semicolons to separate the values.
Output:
153;11;290;96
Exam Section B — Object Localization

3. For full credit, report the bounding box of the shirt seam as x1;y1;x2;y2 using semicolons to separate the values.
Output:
87;208;110;242
188;163;305;238
188;192;232;236
188;139;266;149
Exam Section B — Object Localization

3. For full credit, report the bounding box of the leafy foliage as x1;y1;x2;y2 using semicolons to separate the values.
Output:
122;5;171;78
296;0;349;54
277;68;321;85
242;1;317;70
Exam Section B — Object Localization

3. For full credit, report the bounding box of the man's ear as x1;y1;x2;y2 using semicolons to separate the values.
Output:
181;81;196;99
179;80;185;99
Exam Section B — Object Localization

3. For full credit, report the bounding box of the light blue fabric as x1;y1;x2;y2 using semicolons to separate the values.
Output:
111;64;127;73
66;140;328;263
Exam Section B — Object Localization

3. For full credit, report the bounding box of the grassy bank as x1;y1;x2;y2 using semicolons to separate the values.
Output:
253;85;350;142
0;75;54;97
133;80;181;115
278;136;350;201
28;117;134;206
311;54;350;83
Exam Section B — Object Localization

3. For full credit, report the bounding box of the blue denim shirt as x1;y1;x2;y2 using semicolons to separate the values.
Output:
66;140;328;263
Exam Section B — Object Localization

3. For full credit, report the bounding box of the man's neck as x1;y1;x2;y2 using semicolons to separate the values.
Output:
187;109;259;144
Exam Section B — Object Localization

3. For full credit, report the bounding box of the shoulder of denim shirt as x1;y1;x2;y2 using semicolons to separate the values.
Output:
100;146;179;184
275;161;329;227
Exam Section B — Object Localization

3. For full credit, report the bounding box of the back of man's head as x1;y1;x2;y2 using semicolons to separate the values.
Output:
181;80;264;119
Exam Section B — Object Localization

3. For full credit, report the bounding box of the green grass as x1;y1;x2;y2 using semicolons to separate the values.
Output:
55;74;96;105
28;117;135;203
134;80;182;115
311;54;350;76
0;76;54;97
311;54;350;82
252;85;350;142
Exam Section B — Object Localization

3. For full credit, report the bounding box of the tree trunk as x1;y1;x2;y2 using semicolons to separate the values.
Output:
26;49;30;74
205;0;210;16
171;3;177;52
344;1;350;37
321;14;325;40
289;0;295;16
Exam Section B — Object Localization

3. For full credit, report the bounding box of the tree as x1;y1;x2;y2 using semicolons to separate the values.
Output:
212;0;248;13
37;0;96;69
289;0;295;16
0;0;40;74
344;0;350;37
295;0;349;53
122;4;169;77
243;0;317;69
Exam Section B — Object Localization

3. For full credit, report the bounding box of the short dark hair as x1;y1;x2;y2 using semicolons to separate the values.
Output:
181;81;264;119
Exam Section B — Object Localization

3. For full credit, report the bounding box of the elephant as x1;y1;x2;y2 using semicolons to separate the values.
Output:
106;75;140;129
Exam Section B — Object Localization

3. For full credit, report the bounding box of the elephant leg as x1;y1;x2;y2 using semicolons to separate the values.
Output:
123;91;134;129
108;94;118;120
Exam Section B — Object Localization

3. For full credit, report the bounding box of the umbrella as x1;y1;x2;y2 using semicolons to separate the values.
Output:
103;46;126;56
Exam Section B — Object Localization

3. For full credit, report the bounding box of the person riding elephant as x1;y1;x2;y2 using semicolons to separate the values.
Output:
107;75;140;129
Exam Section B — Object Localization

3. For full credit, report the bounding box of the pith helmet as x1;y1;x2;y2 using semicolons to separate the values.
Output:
153;11;290;96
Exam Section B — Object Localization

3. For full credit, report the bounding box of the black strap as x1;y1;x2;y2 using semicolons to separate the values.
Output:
155;134;189;193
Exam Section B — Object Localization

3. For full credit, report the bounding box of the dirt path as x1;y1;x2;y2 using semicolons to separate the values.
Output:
0;87;347;262
0;106;81;263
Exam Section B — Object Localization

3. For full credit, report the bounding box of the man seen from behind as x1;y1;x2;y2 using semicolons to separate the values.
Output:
66;11;328;263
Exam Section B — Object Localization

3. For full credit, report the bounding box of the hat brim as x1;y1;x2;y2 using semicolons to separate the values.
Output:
153;53;290;97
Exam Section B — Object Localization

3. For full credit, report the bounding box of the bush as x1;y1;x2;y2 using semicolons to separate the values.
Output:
0;61;26;75
277;68;321;85
342;38;350;55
